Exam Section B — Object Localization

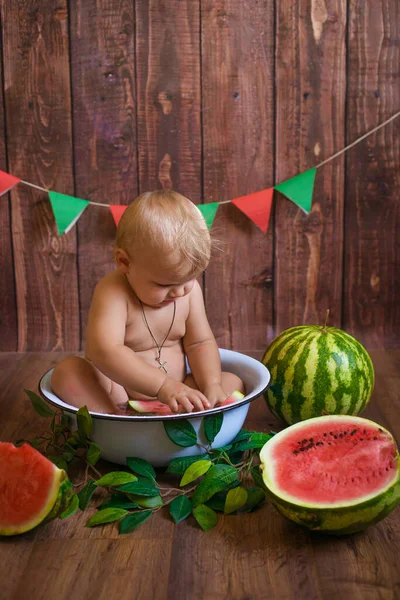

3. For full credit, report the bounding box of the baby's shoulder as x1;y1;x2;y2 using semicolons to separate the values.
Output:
92;270;130;303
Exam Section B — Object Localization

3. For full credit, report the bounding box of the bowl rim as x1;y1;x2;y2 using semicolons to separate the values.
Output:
38;349;270;422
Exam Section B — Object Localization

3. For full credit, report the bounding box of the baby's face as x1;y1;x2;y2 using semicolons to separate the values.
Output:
124;248;199;308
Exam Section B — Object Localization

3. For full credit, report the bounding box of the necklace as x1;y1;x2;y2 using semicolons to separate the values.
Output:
139;299;176;373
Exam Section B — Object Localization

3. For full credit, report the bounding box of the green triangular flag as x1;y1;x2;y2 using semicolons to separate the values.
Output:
48;191;90;235
274;168;317;214
197;203;219;229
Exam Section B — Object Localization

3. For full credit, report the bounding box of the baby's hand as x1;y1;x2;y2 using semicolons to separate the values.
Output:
203;383;227;408
157;378;211;414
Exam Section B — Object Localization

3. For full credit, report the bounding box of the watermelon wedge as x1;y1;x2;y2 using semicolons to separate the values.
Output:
259;415;400;535
0;442;73;536
128;390;245;416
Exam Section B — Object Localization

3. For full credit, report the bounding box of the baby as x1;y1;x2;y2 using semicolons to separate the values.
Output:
52;189;245;415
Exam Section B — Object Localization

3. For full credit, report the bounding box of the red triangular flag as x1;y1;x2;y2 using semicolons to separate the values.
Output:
110;205;128;227
0;170;20;196
232;188;274;233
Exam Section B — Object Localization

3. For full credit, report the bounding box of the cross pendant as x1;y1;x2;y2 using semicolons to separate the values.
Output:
156;357;169;373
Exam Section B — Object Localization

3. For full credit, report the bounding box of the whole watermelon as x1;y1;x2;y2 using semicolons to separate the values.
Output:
262;325;374;425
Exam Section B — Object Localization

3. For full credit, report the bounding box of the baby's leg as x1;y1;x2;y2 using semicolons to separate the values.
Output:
51;356;129;415
184;372;246;396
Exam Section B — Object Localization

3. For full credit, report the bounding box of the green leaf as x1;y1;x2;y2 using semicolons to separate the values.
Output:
205;491;228;512
227;450;246;465
224;487;248;514
231;429;252;444
48;455;68;471
192;464;239;507
126;457;156;480
95;472;138;487
116;478;159;497
24;389;55;417
163;419;197;447
60;494;79;519
213;444;232;453
203;412;223;443
250;466;266;489
127;494;163;509
234;432;273;451
87;442;102;465
78;480;97;511
180;460;212;487
119;510;152;534
97;494;139;511
66;431;86;448
243;487;266;512
61;413;71;427
169;495;192;524
62;443;77;463
193;504;218;531
76;405;92;439
166;454;210;475
86;508;129;527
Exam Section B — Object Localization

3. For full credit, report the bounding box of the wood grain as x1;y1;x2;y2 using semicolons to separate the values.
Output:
69;0;138;345
0;17;16;351
135;0;201;198
275;0;346;333
201;0;274;354
343;0;400;349
1;0;79;350
1;351;399;599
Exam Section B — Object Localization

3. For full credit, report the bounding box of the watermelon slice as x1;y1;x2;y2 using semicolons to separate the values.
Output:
0;442;73;536
128;389;245;416
259;415;400;535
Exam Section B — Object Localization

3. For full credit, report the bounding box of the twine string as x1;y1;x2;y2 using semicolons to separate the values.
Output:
18;109;400;207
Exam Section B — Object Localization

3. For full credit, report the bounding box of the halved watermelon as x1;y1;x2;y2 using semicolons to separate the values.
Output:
128;390;245;416
259;415;400;535
0;442;73;536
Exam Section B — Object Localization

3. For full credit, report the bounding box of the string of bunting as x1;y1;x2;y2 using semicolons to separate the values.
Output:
0;110;399;236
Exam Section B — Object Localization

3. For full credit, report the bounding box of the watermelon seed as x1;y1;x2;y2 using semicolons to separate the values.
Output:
363;430;367;434
343;431;347;435
360;438;363;441
323;433;327;437
374;437;377;440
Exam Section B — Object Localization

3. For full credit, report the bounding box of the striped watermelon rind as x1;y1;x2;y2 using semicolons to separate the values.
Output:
259;416;400;535
262;325;375;425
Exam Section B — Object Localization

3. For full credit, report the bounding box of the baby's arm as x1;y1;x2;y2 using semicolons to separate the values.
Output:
183;281;227;407
86;279;209;413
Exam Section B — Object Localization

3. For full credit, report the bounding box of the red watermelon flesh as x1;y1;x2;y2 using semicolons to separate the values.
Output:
270;420;397;504
128;390;245;416
0;442;70;535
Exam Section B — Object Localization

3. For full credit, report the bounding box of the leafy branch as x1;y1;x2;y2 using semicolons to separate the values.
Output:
20;389;275;533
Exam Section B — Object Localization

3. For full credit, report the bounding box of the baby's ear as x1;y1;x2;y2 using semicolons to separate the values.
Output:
114;248;130;272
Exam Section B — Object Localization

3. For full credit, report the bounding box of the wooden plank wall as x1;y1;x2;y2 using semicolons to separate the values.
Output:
0;0;398;353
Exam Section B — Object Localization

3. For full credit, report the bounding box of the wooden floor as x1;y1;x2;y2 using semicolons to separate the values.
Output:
1;351;400;600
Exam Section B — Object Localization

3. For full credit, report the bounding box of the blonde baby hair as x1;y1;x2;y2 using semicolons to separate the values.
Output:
114;190;212;276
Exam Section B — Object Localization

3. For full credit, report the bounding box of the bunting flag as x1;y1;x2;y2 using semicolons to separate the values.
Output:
274;168;317;214
1;109;398;237
232;188;274;233
110;204;128;227
48;191;89;235
197;202;219;229
0;170;20;196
